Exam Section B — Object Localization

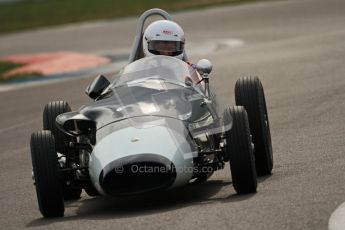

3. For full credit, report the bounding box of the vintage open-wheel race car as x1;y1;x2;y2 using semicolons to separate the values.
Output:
30;8;273;218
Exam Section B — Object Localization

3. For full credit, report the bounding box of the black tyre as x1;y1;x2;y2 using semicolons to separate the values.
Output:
43;101;82;200
43;101;72;154
235;76;273;176
30;131;64;218
224;106;257;194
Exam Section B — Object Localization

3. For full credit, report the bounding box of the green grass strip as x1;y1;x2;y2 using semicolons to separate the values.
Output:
0;0;263;34
0;61;41;83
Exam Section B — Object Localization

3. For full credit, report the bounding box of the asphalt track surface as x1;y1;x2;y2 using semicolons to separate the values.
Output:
1;0;345;229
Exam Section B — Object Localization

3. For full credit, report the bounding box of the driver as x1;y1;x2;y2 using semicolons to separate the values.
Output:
143;20;201;84
143;20;186;60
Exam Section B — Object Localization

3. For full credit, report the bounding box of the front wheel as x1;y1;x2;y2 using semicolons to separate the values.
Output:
43;101;82;200
30;130;64;218
224;106;257;194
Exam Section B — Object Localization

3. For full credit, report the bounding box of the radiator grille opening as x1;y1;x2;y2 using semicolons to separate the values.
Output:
100;161;176;196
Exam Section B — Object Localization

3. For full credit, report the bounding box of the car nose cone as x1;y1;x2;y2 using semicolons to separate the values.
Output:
88;118;196;196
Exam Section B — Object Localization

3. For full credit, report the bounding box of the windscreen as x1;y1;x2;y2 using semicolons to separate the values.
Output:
111;55;201;89
81;56;229;136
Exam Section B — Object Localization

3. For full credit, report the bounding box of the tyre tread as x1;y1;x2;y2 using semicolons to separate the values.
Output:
226;106;257;194
235;77;273;176
30;130;64;217
43;101;72;154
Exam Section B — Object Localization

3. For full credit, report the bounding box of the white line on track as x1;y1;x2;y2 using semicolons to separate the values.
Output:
328;202;345;230
188;38;244;56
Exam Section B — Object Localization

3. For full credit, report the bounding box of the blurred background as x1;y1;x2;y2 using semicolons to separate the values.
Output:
1;0;345;229
0;0;262;82
0;0;259;34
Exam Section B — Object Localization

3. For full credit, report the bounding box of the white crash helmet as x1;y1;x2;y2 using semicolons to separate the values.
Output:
143;20;185;60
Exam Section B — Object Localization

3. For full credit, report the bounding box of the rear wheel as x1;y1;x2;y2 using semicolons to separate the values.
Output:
43;101;72;153
43;101;82;200
30;131;64;218
235;76;273;176
224;106;257;194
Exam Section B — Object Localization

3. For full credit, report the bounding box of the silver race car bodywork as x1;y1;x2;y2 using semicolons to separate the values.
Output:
57;56;223;196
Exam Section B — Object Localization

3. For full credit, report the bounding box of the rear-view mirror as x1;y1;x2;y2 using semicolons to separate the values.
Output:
85;75;110;100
